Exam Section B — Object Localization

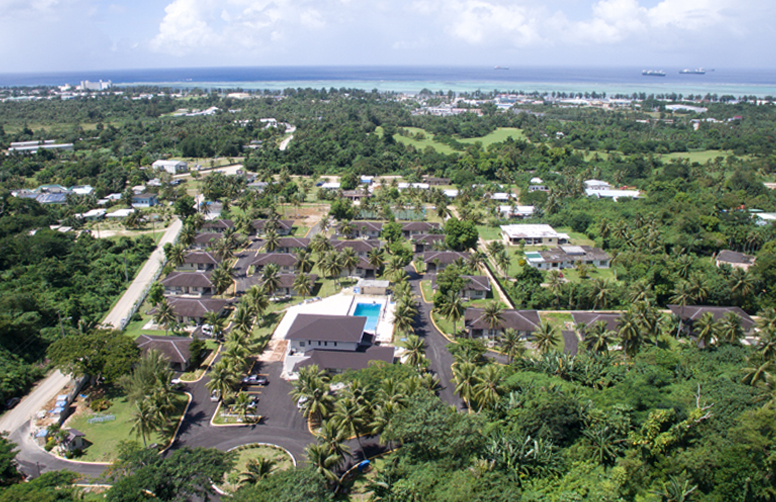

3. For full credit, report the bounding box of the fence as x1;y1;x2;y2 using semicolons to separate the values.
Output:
87;414;116;424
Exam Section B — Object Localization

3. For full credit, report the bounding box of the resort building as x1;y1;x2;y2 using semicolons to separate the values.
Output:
161;272;215;297
423;251;471;273
500;224;570;246
524;245;610;270
152;159;188;174
179;251;221;272
464;308;541;339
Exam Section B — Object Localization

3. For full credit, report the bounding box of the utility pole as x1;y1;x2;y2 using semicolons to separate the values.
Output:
57;311;65;338
123;250;129;283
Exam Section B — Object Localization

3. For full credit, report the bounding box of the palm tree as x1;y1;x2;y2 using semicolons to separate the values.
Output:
547;270;563;307
617;309;642;358
718;312;743;345
498;329;526;363
179;225;197;248
129;399;159;448
473;364;505;412
310;233;331;259
153;298;177;335
583;321;615;354
211;237;235;262
231;306;255;336
590;279;611;311
481;302;504;339
165;243;187;268
496;251;511;280
203;311;226;340
261;263;282;297
331;397;367;450
293;273;312;299
231;391;255;423
211;262;234;295
290;364;333;422
670;281;693;336
206;360;240;401
729;267;755;300
400;334;426;370
263;229;280;252
367;248;385;273
468;251;486;271
383;255;405;281
295;249;315;274
485;240;505;261
651;474;698;502
435;290;465;336
532;322;560;354
757;308;776;334
305;443;341;484
687;275;709;304
757;328;776;361
693;311;717;349
741;355;772;386
245;285;270;319
340;247;359;278
239;458;276;485
393;301;418;336
338;220;354;238
317;419;352;462
453;361;478;411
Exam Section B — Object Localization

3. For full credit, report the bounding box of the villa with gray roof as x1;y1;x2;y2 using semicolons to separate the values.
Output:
668;305;755;335
192;232;222;250
161;272;215;296
411;233;445;253
433;275;490;300
135;335;193;371
716;250;756;271
164;297;230;325
251;253;298;273
423;251;471;273
464;307;541;339
525;245;610;270
179;251;221;271
500;224;570;246
200;219;234;233
252;219;295;235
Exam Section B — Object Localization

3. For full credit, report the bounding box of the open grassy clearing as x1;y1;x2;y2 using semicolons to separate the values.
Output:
458;127;527;146
377;126;527;155
477;225;503;241
66;392;189;462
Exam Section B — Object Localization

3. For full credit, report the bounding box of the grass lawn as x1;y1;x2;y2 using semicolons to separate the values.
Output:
377;126;458;155
658;149;738;163
477;225;503;241
555;227;596;247
122;299;167;340
342;457;387;501
219;445;294;493
560;267;618;282
458;127;527;147
66;392;189;462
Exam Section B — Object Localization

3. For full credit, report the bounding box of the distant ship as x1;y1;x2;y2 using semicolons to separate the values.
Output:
494;66;509;70
642;70;666;77
679;68;706;75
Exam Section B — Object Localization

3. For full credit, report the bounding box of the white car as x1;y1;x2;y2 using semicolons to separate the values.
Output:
201;324;214;336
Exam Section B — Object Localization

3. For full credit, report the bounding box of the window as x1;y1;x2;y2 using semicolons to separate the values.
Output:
333;342;337;347
299;342;305;347
324;341;328;347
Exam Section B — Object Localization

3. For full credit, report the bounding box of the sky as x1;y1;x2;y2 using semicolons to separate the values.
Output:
0;0;774;72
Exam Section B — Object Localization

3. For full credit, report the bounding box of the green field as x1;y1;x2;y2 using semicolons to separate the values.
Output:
377;126;527;155
658;149;737;163
66;392;189;462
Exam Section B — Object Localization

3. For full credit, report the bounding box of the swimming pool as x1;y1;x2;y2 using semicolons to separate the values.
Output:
352;303;381;332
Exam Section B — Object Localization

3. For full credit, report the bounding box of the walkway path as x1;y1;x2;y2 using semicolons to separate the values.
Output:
102;218;182;328
279;135;294;151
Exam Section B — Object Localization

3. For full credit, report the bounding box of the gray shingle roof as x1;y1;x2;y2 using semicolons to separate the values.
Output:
136;335;192;365
161;271;215;288
285;314;366;343
464;308;540;332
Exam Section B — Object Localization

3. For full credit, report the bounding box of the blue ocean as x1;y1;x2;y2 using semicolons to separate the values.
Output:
1;66;776;97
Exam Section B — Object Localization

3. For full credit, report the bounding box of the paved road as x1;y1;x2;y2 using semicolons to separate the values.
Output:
279;135;294;151
562;330;579;356
407;268;463;410
0;371;71;436
102;218;183;328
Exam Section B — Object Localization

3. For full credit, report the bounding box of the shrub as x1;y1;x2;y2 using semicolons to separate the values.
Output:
89;398;110;412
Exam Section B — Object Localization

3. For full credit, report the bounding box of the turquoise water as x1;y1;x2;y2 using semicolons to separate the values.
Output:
353;303;381;332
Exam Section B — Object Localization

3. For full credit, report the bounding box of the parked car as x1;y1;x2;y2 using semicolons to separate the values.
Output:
242;374;268;385
201;324;214;336
5;397;20;409
210;391;219;402
297;396;308;409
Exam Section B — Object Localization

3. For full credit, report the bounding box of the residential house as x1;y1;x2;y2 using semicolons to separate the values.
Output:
411;234;445;254
423;176;451;186
192;232;222;250
343;221;383;239
716;250;756;271
585;188;641;201
584;179;611;191
161;272;215;296
500;224;570;246
152;159;188;174
571;312;622;335
62;429;85;452
251;219;295;235
397;182;429;190
131;193;158;208
423;251;471;273
251;253;298;273
272;237;310;253
489;192;516;202
179;251;221;272
135;334;193;371
342;190;371;203
525;245;610;270
200;219;234;233
401;221;441;239
498;205;535;219
668;305;756;336
165;297;230;325
74;209;106;221
464;308;541;339
340;257;378;278
330;239;382;257
433;275;490;300
285;314;395;375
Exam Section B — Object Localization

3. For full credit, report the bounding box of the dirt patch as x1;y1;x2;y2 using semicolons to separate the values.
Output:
281;204;329;228
259;339;287;362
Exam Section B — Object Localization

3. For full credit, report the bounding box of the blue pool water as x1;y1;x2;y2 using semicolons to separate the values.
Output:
353;303;381;332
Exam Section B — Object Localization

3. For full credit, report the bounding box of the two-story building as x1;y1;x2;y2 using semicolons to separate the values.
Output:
401;221;441;239
423;251;471;273
179;251;221;272
524;245;610;270
500;224;570;246
161;272;216;296
251;253;298;274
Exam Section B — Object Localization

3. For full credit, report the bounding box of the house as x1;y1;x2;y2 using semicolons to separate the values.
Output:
716;250;756;271
397;182;429;190
584;179;611;191
179;251;221;271
161;272;215;297
275;274;317;296
285;314;395;375
585;188;641;201
271;237;310;253
668;305;755;335
74;209;106;221
499;205;535;219
528;178;548;192
319;182;341;190
356;279;390;295
401;221;441;238
135;334;193;371
489;192;516;201
251;219;295;235
251;253;298;273
330;239;382;257
443;189;459;199
106;208;135;219
525;245;610;270
500;224;570;246
424;176;451;186
152;159;188;174
411;234;445;253
343;221;383;239
433;275;490;300
62;429;85;451
340;257;378;278
192;232;222;250
132;193;158;208
165;297;230;326
423;251;471;273
70;185;94;196
342;190;371;202
571;312;622;335
200;219;234;233
464;308;541;339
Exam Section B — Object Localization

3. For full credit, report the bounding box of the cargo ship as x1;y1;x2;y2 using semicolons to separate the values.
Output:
494;66;509;70
679;68;706;75
642;70;666;77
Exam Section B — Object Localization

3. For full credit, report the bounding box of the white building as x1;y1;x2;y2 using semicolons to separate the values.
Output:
525;245;611;270
152;160;188;174
585;188;641;201
584;179;611;191
499;205;535;219
79;80;112;91
500;224;570;246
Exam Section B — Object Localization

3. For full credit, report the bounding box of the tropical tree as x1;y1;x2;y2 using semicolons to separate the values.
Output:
693;311;717;349
583;321;615;354
310;233;331;259
211;263;234;295
203;311;227;340
453;361;478;411
481;302;504;338
393;300;418;336
290;364;333;422
231;306;255;337
590;279;612;311
231;391;255;423
263;229;280;252
617;309;643;358
179;225;197;248
293;273;313;299
496;251;511;280
473;364;505;412
206;360;240;402
245;285;270;320
153;298;177;335
340;247;359;278
261;263;283;297
499;328;526;363
367;248;385;272
435;290;465;336
165;243;187;268
331;396;367;450
305;443;341;484
718;312;744;345
400;334;427;370
532;322;560;355
129;400;159;448
317;419;352;462
295;249;315;274
239;458;276;485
